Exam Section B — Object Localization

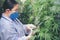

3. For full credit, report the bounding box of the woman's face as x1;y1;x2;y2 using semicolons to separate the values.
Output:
11;4;19;13
5;4;19;18
12;4;19;11
9;4;19;20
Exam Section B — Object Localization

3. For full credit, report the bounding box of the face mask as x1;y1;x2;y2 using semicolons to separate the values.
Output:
10;11;19;20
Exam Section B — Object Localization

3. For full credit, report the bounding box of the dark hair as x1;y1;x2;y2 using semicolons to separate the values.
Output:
3;0;18;11
0;7;3;18
0;0;18;18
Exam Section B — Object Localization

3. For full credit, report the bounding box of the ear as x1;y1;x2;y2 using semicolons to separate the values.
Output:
5;9;11;12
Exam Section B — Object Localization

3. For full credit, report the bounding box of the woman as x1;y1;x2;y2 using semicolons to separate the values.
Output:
0;0;34;40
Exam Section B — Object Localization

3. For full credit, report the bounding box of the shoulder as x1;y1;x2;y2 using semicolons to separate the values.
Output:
0;16;14;23
0;17;9;24
0;17;13;28
0;17;15;31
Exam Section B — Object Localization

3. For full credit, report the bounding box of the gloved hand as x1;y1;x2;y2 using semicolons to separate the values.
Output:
25;24;36;40
26;24;36;30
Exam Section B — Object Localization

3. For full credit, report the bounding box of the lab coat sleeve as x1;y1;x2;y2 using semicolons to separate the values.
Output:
23;25;31;35
0;22;27;40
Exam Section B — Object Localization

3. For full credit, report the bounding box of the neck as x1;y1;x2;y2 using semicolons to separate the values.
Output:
3;12;10;18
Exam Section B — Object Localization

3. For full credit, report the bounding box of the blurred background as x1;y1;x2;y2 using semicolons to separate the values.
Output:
0;0;60;40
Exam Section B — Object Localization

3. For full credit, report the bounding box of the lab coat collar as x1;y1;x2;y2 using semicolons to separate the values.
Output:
2;13;13;22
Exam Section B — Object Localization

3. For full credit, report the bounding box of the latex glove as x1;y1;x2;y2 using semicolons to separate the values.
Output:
26;24;36;30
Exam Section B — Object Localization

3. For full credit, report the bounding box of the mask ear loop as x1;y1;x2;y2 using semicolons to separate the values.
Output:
9;11;16;16
11;11;16;14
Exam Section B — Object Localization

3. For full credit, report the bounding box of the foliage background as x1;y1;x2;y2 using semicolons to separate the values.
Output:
0;0;60;40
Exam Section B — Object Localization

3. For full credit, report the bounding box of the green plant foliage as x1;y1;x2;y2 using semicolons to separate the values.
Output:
18;0;60;40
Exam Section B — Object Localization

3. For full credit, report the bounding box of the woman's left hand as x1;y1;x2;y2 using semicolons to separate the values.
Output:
25;24;36;35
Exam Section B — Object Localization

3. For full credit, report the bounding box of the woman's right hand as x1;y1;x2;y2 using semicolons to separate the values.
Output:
26;29;33;40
